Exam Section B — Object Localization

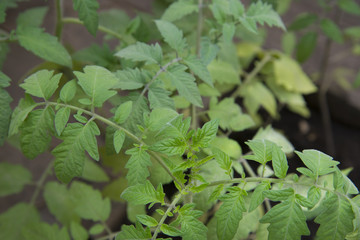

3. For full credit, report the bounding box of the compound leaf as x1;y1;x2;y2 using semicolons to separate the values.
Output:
20;70;61;100
0;72;12;145
74;65;118;108
72;0;99;35
240;1;285;33
260;197;310;240
121;180;165;205
161;0;198;22
315;192;354;239
125;147;152;185
0;162;32;197
20;107;55;159
115;42;162;65
148;85;175;110
17;26;72;68
295;150;339;179
150;137;187;156
155;20;187;52
216;187;246;240
114;68;146;90
69;181;111;221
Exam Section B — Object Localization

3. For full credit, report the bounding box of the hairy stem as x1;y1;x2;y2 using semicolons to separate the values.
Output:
62;17;126;41
55;0;64;39
30;161;53;206
152;193;183;240
44;102;184;189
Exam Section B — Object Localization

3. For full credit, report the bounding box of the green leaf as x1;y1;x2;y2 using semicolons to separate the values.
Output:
161;224;182;236
17;27;72;67
282;32;296;56
16;6;48;28
249;182;270;212
70;181;111;221
295;150;339;179
240;81;277;117
161;0;198;22
116;221;152;240
315;192;354;239
115;42;162;65
151;137;187;156
52;123;87;183
70;222;88;240
0;162;31;197
222;22;235;43
263;188;295;201
245;139;275;165
208;59;239;84
253;125;294;154
272;144;288;178
72;0;99;35
114;101;133;124
296;32;317;63
213;148;232;175
74;65;118;108
209;137;242;159
73;43;117;68
260;197;310;240
121;180;165;205
113;130;125;154
20;107;55;159
0;72;12;145
43;181;80;225
177;205;207;240
89;224;104;235
240;1;285;33
114;68;146;90
22;222;70;240
136;215;158;227
193;119;219;149
60;80;77;103
184;55;213;87
0;203;40;240
20;70;61;100
272;54;317;94
0;0;25;24
288;13;317;31
55;107;70;136
148;84;175;110
338;0;360;16
320;18;343;43
155;20;187;52
8;95;36;136
216;187;246;240
208;97;254;131
125;147;152;185
167;65;203;107
82;157;109;182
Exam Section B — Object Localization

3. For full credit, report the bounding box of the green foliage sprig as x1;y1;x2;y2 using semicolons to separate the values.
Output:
0;0;359;240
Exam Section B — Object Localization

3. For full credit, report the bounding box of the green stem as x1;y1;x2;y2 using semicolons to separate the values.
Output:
100;220;112;236
30;161;53;205
95;231;120;240
55;0;63;39
62;17;125;41
231;54;272;98
44;102;184;189
152;193;183;240
239;157;257;177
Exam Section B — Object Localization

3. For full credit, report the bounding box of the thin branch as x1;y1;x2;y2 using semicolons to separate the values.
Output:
62;17;126;41
152;193;183;240
30;161;53;206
